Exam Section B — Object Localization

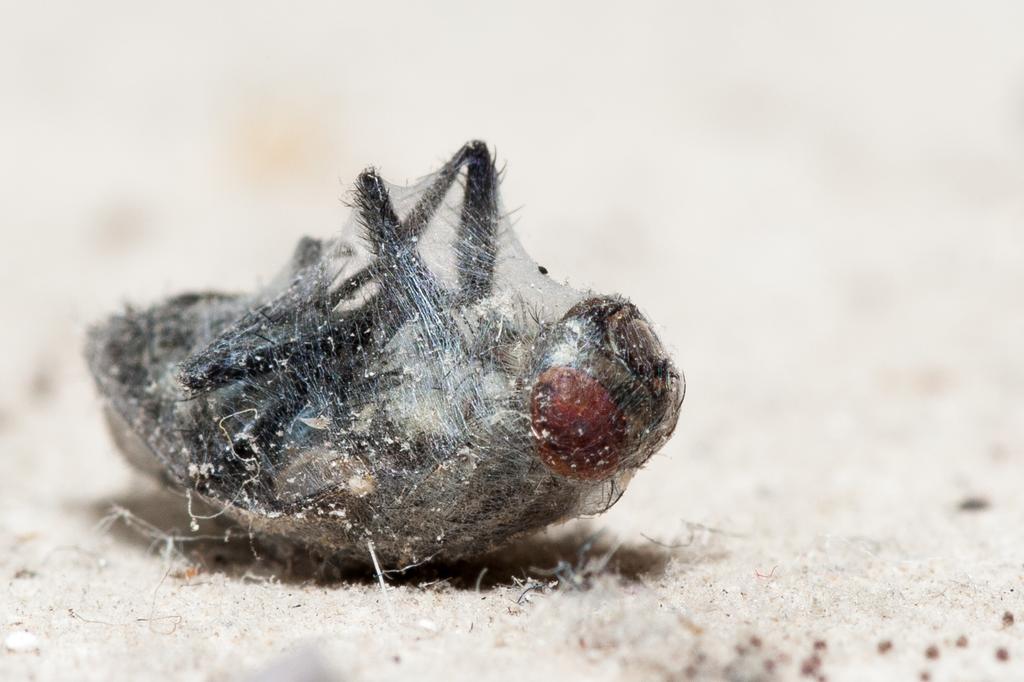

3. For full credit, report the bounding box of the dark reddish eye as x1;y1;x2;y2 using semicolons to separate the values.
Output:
530;366;627;480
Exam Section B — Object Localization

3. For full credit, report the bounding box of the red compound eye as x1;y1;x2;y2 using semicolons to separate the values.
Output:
530;366;627;480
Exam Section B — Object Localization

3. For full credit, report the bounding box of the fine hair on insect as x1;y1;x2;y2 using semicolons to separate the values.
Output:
87;141;684;566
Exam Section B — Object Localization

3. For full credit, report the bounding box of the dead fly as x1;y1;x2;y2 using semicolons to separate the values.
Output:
87;141;684;565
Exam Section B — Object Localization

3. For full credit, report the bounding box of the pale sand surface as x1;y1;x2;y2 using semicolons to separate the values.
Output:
3;3;1024;680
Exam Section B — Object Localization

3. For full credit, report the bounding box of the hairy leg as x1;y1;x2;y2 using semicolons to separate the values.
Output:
180;142;498;397
454;144;499;301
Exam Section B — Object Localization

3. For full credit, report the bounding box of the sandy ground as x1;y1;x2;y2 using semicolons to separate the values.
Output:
3;2;1024;680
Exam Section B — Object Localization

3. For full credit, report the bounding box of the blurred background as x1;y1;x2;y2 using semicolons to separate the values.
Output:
4;2;1023;404
3;2;1024;679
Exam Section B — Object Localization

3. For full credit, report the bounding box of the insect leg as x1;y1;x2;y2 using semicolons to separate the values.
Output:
357;141;500;302
353;169;453;342
180;144;494;395
453;143;499;302
290;236;324;271
353;169;405;257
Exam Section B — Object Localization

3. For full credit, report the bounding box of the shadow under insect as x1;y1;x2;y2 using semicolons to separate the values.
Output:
91;485;677;590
